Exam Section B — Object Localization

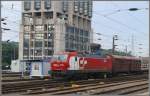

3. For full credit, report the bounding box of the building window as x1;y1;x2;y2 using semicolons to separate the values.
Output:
88;0;92;17
84;1;88;15
44;0;51;9
24;34;29;48
44;41;48;47
48;33;53;39
45;12;53;19
30;49;34;56
67;26;74;34
30;33;34;39
74;0;79;12
65;42;69;48
48;24;54;31
34;0;41;10
79;1;83;14
48;50;53;55
30;41;34;47
48;41;52;47
24;26;30;31
44;33;47;39
35;25;44;31
31;25;34;31
62;0;68;12
23;49;29;56
85;31;89;36
76;28;79;35
34;49;42;56
35;40;42;47
24;1;31;10
44;24;47;31
35;33;43;40
80;29;83;35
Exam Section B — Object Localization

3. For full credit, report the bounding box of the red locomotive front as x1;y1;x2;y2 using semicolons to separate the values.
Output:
50;51;112;78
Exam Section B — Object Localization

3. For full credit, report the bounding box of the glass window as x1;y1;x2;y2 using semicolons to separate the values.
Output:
35;33;43;40
24;26;30;31
48;33;53;39
44;0;51;9
24;1;31;10
44;24;47;31
62;0;68;12
35;25;44;31
83;1;88;15
44;33;47;39
34;0;41;10
35;49;42;56
23;49;29;56
74;0;79;12
48;41;52;47
79;1;83;14
44;41;48;47
31;25;34;31
30;33;34;39
35;41;42;47
30;41;34;47
53;54;68;61
48;50;53;55
88;0;92;17
24;34;29;48
30;49;34;55
80;29;83;35
75;27;79;35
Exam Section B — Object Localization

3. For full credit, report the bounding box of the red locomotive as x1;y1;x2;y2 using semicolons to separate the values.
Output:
50;51;142;79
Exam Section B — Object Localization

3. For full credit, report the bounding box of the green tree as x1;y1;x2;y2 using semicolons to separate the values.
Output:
101;49;132;56
2;41;18;70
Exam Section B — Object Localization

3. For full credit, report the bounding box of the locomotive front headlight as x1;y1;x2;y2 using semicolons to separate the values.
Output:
80;60;83;64
53;64;58;67
60;64;64;66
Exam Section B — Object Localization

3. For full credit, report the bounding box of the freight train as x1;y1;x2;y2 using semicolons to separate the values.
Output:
50;51;148;79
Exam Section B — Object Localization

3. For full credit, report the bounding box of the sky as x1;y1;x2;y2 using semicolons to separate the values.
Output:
1;1;149;57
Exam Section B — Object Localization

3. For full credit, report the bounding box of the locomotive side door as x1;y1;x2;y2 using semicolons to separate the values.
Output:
68;56;79;70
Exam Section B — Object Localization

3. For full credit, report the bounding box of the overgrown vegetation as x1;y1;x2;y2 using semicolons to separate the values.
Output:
2;41;18;70
101;49;132;56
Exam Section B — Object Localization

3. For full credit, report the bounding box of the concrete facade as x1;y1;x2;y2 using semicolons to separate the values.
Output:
19;0;93;60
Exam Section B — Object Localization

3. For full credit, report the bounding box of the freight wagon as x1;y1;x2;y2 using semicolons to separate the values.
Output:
50;51;143;79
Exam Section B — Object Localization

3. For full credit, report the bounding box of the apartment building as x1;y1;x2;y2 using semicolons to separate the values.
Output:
19;0;93;60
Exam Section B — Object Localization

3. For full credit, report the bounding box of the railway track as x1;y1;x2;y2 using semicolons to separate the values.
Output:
2;73;148;95
2;72;28;77
53;79;148;95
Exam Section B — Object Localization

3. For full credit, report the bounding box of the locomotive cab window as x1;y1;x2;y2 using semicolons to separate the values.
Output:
75;56;77;61
52;54;68;62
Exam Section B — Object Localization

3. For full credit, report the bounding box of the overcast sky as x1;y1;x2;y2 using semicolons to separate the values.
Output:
1;1;149;57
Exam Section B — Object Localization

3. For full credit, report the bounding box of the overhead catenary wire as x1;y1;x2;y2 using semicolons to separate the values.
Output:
93;11;148;36
111;2;148;30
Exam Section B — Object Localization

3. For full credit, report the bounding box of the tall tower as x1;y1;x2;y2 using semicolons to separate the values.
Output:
19;0;93;60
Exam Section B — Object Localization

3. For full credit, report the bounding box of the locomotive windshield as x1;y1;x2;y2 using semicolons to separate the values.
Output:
52;54;68;61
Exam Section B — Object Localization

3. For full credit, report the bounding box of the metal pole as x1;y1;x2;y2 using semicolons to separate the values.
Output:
125;45;128;56
0;1;2;95
112;36;115;54
14;47;15;60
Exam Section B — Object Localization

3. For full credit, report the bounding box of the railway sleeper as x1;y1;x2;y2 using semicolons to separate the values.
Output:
91;81;148;95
